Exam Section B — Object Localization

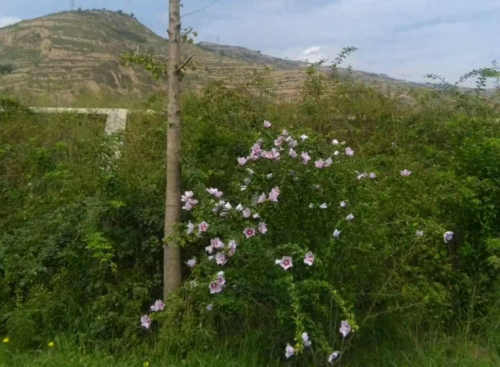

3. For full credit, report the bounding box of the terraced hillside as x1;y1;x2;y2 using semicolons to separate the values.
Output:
0;10;312;105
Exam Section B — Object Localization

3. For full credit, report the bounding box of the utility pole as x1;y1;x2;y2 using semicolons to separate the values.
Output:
164;0;182;298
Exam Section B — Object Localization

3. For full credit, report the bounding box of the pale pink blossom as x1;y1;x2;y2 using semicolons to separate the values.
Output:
257;193;267;204
263;120;272;128
315;159;325;168
206;303;213;311
181;191;194;202
140;315;151;329
182;198;198;211
304;251;314;266
150;299;165;312
186;221;194;234
242;208;252;218
275;256;293;270
369;172;377;179
215;252;227;266
339;320;351;338
328;351;340;364
198;221;209;233
324;157;333;167
268;186;280;202
274;136;285;147
206;187;223;198
227;240;237;257
249;143;262;160
252;212;260;219
285;343;295;359
186;257;197;268
400;169;412;177
237;157;248;166
302;332;312;347
211;237;225;249
235;203;244;211
243;227;256;239
345;147;355;156
258;222;268;234
289;148;298;158
301;151;311;164
209;281;223;294
443;231;454;243
216;271;226;286
205;245;214;254
287;138;298;148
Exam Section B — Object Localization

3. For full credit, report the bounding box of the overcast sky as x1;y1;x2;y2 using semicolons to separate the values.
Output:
1;0;499;84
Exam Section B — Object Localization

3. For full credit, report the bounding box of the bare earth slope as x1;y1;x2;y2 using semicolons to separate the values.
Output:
0;9;430;106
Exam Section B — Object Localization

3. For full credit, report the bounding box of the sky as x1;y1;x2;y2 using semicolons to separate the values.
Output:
1;0;499;84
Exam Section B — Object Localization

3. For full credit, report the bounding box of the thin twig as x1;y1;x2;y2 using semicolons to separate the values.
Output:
176;55;194;72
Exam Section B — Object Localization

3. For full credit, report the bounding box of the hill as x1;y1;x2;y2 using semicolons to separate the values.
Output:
0;9;436;106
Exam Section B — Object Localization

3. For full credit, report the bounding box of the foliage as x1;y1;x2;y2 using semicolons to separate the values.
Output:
0;65;499;364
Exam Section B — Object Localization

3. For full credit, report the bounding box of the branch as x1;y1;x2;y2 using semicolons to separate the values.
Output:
176;55;194;73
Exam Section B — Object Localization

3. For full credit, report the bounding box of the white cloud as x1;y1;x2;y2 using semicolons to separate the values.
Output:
0;16;21;28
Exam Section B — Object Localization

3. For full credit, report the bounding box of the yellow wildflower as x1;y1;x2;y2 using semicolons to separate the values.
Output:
143;362;150;367
2;337;9;343
48;341;55;348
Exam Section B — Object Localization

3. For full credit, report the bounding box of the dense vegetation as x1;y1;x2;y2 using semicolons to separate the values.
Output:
0;71;499;366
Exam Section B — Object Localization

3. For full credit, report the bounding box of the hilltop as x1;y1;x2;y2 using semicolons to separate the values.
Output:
0;9;430;106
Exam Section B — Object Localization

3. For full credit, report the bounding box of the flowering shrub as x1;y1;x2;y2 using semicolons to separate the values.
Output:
151;122;368;361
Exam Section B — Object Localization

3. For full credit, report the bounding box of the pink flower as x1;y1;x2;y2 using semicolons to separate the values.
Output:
227;240;237;257
206;187;223;198
186;257;197;268
339;320;351;338
369;172;377;179
181;198;198;211
268;186;280;202
328;351;341;364
301;151;311;164
274;136;285;147
243;227;256;239
315;159;325;168
216;271;226;286
324;157;333;167
249;142;262;160
257;193;267;204
287;138;298;148
345;147;355;156
242;208;252;218
443;231;454;243
205;244;214;254
302;332;312;347
263;120;272;128
140;315;151;329
289;148;297;158
215;252;227;266
186;221;194;234
275;256;293;270
180;191;194;202
400;169;412;177
198;221;209;233
150;299;165;312
285;343;295;359
211;237;225;249
237;157;248;166
258;222;268;234
304;251;314;266
209;281;223;294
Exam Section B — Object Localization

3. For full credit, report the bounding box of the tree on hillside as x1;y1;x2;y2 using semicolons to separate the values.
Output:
164;0;182;298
